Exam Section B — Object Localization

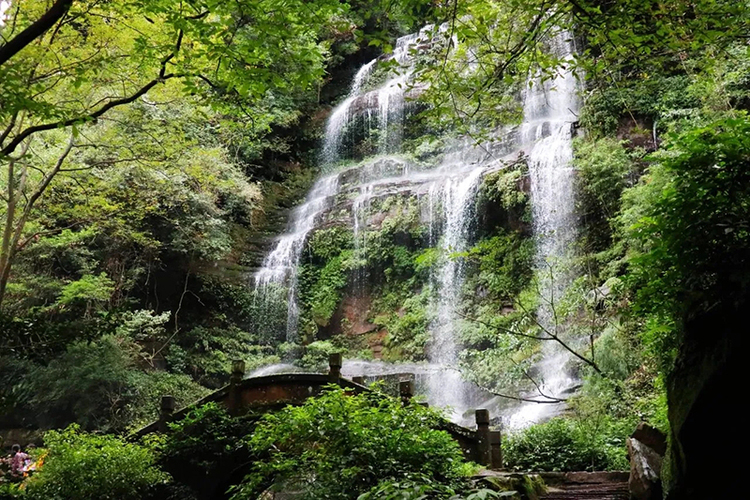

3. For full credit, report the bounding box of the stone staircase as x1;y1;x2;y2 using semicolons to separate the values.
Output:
539;472;629;500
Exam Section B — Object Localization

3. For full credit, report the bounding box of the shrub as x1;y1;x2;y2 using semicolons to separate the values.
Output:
124;371;211;430
621;115;750;370
574;138;637;251
504;417;631;472
158;403;258;496
466;232;534;301
27;335;208;431
23;425;168;500
28;335;140;430
230;386;469;500
579;76;698;136
358;474;504;500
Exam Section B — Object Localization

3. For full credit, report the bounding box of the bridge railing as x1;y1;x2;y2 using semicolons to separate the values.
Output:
134;354;503;469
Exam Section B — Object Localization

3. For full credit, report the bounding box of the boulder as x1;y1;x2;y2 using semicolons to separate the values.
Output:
627;436;664;500
631;422;667;456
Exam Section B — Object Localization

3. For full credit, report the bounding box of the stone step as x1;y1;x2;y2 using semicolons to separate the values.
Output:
541;481;629;500
538;472;629;500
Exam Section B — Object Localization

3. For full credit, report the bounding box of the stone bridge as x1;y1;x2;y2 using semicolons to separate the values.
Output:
135;354;503;469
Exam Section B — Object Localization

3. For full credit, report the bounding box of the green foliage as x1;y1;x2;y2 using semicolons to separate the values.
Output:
231;386;469;500
116;310;171;341
621;115;750;370
480;165;529;212
504;416;632;472
381;288;431;361
0;0;348;138
159;403;258;491
28;335;141;429
311;253;353;327
296;228;355;332
575;138;637;222
0;483;24;498
21;335;207;430
308;227;355;261
124;371;211;430
23;425;168;500
167;325;262;388
592;323;642;381
297;341;342;370
466;232;534;301
580;76;699;136
358;474;504;500
55;273;115;308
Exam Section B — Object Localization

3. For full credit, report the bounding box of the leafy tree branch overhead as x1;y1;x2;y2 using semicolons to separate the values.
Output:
0;0;348;157
0;0;348;309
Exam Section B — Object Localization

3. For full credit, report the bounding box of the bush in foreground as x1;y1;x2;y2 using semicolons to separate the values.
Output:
504;417;631;472
22;425;168;500
230;385;475;500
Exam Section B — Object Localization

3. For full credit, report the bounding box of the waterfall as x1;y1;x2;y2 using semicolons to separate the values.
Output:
352;183;374;293
253;26;581;428
424;165;486;416
254;29;428;340
321;60;376;166
254;174;339;341
507;32;580;430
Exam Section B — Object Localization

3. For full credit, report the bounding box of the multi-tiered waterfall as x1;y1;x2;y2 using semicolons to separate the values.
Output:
507;33;581;429
253;27;581;428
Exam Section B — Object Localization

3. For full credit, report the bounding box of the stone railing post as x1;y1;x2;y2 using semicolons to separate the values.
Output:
328;353;342;383
490;430;503;469
158;395;175;432
475;409;492;467
399;380;414;405
228;359;245;415
231;359;245;385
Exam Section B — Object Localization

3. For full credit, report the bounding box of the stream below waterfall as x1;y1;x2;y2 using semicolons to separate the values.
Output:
252;27;581;430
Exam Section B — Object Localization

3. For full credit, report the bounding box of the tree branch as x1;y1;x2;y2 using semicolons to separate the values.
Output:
0;113;18;147
1;74;176;157
446;365;566;404
0;0;74;67
1;28;185;157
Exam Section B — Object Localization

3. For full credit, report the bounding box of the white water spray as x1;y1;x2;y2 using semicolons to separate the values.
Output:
254;174;339;341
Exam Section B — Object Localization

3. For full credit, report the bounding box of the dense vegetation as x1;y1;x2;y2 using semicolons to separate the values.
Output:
2;0;749;498
1;390;514;499
0;0;424;432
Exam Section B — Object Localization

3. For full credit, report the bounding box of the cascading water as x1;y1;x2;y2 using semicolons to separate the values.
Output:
254;174;339;341
424;165;487;416
254;28;429;340
507;32;581;430
253;27;581;429
352;183;373;294
321;60;376;166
